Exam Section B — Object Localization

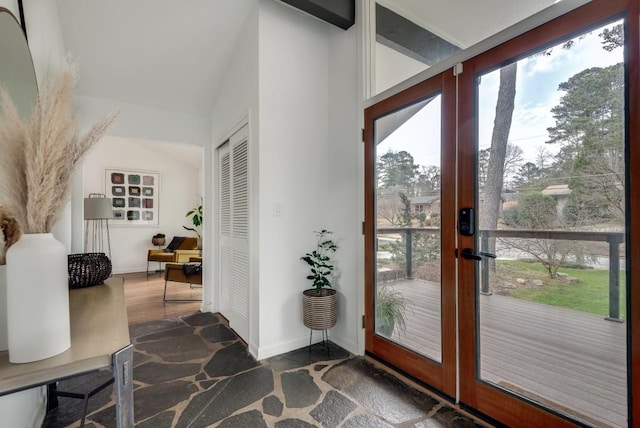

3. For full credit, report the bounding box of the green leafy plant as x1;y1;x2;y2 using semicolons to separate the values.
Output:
376;285;408;336
183;202;203;238
301;229;338;293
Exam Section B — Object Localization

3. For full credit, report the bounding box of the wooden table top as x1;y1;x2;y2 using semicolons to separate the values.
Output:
0;277;130;395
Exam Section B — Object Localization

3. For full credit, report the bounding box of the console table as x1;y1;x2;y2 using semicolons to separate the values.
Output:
0;277;134;427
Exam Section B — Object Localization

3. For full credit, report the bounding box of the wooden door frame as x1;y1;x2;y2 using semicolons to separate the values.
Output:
457;0;638;425
364;72;457;396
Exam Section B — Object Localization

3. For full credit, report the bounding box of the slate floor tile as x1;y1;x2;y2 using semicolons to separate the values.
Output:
218;410;268;428
310;390;357;428
281;369;322;408
323;359;439;424
43;312;491;428
182;311;221;326
204;341;260;377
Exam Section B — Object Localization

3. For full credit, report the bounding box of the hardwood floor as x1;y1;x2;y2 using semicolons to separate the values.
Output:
116;272;202;325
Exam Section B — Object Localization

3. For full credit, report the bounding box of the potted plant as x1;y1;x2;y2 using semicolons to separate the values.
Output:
300;229;338;331
376;284;408;337
183;201;203;248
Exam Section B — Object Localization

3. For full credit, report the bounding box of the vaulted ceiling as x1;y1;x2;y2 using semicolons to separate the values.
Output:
53;0;560;119
55;0;255;117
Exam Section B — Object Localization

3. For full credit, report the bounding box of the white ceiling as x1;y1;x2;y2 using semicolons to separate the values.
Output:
378;0;558;48
53;0;560;119
55;0;255;117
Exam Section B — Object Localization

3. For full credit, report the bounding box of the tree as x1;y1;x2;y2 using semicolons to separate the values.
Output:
503;143;524;189
388;192;440;270
500;193;596;278
535;146;553;170
478;142;522;190
416;165;441;195
477;149;490;188
513;162;542;189
516;193;556;229
600;23;623;52
546;63;625;224
481;62;518;271
377;150;419;192
377;190;402;225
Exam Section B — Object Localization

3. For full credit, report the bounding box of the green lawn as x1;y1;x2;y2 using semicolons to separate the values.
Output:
497;260;627;317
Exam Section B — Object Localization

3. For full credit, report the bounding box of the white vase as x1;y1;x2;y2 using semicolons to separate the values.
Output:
6;233;71;363
0;265;7;351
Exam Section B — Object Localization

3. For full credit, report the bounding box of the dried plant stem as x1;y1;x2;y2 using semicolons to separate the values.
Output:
0;58;119;234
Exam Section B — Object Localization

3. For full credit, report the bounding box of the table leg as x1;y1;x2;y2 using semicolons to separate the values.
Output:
112;344;134;428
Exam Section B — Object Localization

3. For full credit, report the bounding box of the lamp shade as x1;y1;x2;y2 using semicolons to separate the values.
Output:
84;197;114;220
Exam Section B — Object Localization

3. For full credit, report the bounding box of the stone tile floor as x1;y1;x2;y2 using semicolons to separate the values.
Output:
43;312;491;427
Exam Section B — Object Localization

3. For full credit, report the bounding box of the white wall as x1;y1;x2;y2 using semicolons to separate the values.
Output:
76;94;212;147
209;1;259;332
375;41;428;95
256;0;331;358
83;136;203;274
326;22;361;354
0;0;18;14
208;0;362;360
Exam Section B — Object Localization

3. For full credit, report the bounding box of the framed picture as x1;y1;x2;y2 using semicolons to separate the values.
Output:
105;168;160;226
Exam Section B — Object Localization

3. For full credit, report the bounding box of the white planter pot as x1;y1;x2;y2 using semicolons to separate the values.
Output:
0;265;7;351
6;233;70;363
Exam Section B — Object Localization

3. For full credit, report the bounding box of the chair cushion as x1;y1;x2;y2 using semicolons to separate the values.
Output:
165;262;202;284
148;252;176;262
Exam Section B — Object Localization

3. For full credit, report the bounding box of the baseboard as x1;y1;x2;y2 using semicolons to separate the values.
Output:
200;303;214;313
254;332;359;360
255;335;316;360
327;335;358;355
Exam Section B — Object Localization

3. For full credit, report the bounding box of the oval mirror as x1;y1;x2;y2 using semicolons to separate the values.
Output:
0;7;37;119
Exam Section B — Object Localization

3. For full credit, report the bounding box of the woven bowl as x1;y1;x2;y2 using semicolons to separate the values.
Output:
68;253;112;289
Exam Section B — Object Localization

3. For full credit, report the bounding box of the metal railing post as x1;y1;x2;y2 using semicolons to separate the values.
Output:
406;229;413;279
605;234;623;322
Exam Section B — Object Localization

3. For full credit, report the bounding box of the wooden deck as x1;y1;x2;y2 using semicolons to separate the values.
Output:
383;279;627;428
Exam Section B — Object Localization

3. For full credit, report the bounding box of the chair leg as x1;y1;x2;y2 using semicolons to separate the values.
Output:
163;279;168;302
146;260;149;278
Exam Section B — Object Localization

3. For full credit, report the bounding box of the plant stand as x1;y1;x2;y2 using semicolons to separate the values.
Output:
302;288;337;354
308;329;331;354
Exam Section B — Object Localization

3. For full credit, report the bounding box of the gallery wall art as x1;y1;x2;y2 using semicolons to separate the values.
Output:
105;168;159;226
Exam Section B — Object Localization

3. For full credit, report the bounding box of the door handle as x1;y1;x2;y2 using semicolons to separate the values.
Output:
459;248;496;260
479;251;497;259
460;248;481;260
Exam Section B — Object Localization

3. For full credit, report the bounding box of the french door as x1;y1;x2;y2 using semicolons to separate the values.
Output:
364;72;457;395
364;0;639;426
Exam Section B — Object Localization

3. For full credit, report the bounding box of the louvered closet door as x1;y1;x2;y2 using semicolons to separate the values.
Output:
218;124;250;342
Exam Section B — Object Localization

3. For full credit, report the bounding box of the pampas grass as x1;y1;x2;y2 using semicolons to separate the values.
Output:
0;58;118;235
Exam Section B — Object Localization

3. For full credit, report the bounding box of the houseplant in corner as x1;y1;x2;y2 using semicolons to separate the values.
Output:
183;200;203;249
376;284;408;338
0;58;118;362
300;229;338;332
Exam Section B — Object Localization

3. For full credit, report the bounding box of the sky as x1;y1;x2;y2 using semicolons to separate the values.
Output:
377;19;624;170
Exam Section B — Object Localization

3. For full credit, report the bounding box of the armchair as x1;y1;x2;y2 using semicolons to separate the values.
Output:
146;236;198;277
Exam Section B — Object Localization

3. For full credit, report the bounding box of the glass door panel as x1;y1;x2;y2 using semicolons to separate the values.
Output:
475;19;627;427
374;94;442;363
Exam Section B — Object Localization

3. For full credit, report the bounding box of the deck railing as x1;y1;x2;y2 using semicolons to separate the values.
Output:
376;227;625;322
